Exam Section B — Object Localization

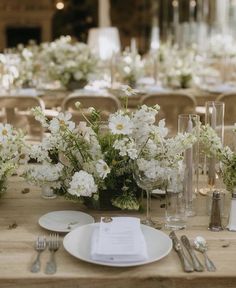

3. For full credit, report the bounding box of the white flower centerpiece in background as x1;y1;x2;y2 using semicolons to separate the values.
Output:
0;123;27;197
40;36;98;90
24;87;196;210
158;45;198;89
116;49;144;88
0;53;20;91
15;41;42;88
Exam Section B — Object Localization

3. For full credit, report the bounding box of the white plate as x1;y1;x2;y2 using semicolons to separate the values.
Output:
63;223;172;267
38;210;95;232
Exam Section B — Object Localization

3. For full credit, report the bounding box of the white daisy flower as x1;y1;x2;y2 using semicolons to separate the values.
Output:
49;112;75;134
109;113;133;135
0;124;13;141
95;159;110;179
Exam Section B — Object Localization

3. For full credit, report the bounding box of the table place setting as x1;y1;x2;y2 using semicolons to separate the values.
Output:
63;216;172;267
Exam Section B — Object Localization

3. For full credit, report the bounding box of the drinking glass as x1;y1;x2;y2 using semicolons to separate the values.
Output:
133;162;164;228
165;189;187;230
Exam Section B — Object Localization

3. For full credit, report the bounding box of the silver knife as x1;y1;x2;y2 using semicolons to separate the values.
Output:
169;231;194;273
181;235;204;272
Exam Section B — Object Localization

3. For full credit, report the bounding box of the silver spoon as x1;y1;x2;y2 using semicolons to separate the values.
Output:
194;236;216;272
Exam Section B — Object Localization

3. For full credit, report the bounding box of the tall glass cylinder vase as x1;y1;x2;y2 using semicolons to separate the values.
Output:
178;114;200;217
205;101;225;189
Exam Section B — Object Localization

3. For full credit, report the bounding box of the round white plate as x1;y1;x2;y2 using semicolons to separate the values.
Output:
38;210;95;233
63;223;172;267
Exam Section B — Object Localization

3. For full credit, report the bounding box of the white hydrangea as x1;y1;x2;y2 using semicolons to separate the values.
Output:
68;170;97;197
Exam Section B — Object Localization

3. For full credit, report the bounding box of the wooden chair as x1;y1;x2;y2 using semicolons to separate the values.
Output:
62;94;121;123
0;95;45;142
216;93;236;125
141;92;197;135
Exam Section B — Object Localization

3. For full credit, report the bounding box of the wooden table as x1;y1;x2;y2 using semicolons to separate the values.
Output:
0;175;236;288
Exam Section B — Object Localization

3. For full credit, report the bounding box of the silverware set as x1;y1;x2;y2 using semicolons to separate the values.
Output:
169;231;216;273
31;233;60;274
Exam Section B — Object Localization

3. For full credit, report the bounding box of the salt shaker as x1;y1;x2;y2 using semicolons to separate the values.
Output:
227;189;236;231
208;191;224;231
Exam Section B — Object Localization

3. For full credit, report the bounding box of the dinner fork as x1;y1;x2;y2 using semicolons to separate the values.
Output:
31;236;47;273
45;233;60;274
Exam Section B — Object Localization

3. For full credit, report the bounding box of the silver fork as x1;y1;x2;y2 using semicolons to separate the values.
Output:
45;233;60;274
31;236;47;273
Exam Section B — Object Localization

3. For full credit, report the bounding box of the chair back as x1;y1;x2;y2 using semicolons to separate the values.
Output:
0;95;45;141
141;92;197;135
216;93;236;125
62;94;121;123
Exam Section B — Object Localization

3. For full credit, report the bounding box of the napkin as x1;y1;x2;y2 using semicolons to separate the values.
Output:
90;217;148;263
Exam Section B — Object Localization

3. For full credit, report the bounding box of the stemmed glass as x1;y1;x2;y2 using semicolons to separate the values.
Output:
133;162;163;228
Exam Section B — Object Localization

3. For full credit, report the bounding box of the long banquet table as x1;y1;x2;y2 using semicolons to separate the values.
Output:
1;174;236;288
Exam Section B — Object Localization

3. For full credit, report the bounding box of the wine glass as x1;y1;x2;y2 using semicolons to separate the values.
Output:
133;163;163;229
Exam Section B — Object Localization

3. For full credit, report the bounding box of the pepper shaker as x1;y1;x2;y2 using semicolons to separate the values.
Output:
208;191;224;231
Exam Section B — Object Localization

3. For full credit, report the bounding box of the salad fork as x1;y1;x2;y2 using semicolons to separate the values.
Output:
45;233;60;274
31;236;47;273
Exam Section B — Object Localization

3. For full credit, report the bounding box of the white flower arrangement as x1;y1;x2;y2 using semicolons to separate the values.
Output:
160;46;197;89
40;36;98;88
24;87;197;209
0;123;27;196
116;50;145;87
208;34;236;59
15;42;42;88
0;53;20;91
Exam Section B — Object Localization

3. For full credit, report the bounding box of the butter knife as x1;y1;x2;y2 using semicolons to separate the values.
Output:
169;231;194;273
181;235;204;272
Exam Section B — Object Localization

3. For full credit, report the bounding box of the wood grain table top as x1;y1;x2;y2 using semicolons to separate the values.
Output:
0;174;235;288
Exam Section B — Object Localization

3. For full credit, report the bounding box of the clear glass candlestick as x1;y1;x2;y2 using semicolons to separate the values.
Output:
178;114;200;216
205;101;224;189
